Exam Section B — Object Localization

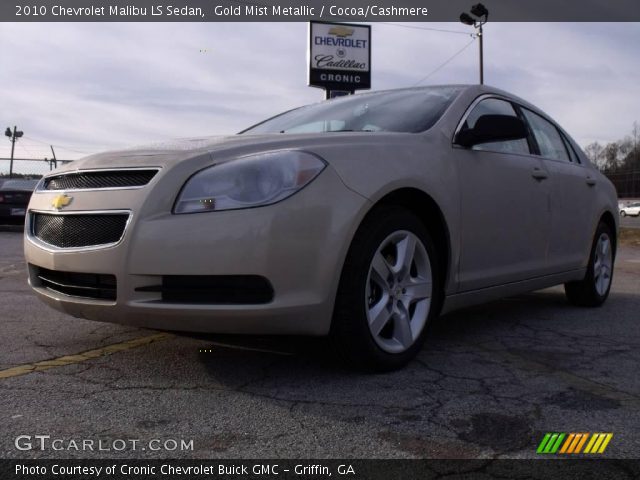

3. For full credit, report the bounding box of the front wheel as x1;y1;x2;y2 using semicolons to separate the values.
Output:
620;210;626;217
331;207;441;371
564;222;615;307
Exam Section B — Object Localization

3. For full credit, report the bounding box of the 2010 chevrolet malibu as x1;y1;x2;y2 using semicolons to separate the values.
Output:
24;85;618;370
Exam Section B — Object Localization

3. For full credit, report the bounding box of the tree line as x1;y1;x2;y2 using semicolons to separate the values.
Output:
584;122;640;173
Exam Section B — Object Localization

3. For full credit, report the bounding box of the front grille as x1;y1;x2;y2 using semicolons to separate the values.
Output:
43;169;157;190
136;275;274;304
34;266;116;301
32;213;129;248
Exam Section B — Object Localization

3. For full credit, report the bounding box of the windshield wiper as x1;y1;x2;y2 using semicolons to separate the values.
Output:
328;129;375;133
278;129;375;133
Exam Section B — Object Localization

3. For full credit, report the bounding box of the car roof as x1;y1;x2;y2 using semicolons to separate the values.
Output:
344;84;555;124
353;84;534;105
0;179;39;190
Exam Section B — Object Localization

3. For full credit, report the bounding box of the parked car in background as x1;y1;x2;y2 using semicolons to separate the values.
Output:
0;179;39;224
24;85;619;371
619;202;640;217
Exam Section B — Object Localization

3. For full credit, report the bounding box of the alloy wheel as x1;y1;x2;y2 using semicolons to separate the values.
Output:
365;230;432;354
594;232;613;296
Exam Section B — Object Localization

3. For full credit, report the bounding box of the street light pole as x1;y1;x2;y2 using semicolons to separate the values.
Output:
460;3;488;85
5;126;24;179
478;22;483;85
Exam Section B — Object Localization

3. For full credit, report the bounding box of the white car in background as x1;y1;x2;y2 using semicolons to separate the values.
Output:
620;202;640;217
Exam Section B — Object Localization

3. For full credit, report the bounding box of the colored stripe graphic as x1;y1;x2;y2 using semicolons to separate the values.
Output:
537;433;565;454
539;433;613;455
574;433;589;453
584;433;614;454
559;433;575;454
584;433;599;453
567;433;583;453
537;433;552;454
543;433;559;453
597;433;613;453
550;433;565;453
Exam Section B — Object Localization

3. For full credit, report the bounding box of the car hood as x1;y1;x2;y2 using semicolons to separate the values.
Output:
48;131;426;174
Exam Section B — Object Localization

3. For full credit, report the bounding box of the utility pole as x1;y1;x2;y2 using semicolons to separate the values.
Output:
4;126;24;178
50;145;57;170
460;4;489;85
634;121;639;197
478;22;484;85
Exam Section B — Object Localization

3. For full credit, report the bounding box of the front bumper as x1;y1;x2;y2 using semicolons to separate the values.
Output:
25;163;368;335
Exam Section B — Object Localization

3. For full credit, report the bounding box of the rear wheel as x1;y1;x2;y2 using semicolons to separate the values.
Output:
331;207;441;371
564;222;615;307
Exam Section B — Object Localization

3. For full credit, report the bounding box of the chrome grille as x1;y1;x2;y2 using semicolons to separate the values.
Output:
32;213;129;248
43;169;157;191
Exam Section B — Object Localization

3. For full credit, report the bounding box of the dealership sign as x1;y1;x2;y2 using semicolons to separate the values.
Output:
308;21;371;94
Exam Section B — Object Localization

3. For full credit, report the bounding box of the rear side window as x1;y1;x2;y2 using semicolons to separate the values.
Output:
521;109;570;162
461;98;530;155
561;134;581;163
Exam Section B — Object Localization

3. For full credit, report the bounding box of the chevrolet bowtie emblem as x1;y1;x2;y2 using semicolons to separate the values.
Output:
328;26;355;38
52;194;72;210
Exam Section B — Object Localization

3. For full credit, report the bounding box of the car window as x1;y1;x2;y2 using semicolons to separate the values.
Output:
521;109;570;162
241;86;464;134
0;179;38;190
561;134;581;163
461;98;530;155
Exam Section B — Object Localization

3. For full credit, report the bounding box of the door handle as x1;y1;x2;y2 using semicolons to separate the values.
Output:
531;168;548;180
586;176;596;186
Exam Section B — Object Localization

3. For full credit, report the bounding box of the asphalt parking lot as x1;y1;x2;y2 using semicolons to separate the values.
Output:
1;228;639;459
621;214;640;229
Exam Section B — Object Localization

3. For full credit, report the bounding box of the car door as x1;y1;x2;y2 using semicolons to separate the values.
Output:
455;97;551;291
520;108;595;272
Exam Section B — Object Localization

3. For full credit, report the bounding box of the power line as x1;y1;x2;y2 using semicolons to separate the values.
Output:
23;136;94;154
20;136;49;146
224;1;471;36
52;145;93;154
17;142;38;158
377;22;472;36
412;37;477;86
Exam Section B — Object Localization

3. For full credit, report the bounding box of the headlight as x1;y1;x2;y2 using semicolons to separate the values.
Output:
174;150;326;214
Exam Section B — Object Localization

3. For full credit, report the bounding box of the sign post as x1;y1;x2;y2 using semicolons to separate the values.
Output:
308;21;371;99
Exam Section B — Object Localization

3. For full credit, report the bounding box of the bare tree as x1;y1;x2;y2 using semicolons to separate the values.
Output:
603;142;621;172
585;141;604;168
632;121;639;170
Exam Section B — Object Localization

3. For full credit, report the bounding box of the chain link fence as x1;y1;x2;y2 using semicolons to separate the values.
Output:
0;158;73;179
604;170;640;199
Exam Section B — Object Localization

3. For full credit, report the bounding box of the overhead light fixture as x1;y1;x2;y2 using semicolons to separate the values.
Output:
459;13;475;25
471;3;489;18
459;3;490;85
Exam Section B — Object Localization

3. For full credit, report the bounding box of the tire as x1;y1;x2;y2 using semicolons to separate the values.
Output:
330;206;441;372
620;211;626;217
564;221;615;307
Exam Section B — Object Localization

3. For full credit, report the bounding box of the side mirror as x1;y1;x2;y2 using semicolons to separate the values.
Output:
455;114;528;148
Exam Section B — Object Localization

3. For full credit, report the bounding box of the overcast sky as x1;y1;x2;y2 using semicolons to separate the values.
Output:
1;22;639;167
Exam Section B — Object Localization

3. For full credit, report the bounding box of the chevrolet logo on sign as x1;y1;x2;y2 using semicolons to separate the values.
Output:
51;194;72;210
328;26;354;37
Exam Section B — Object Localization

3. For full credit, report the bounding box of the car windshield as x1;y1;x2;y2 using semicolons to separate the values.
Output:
241;86;463;135
1;179;39;190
